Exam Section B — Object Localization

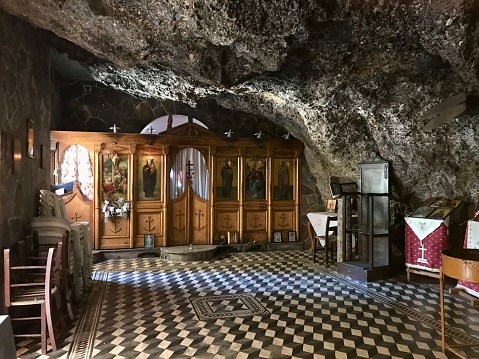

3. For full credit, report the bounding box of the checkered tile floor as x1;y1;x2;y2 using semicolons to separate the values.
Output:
15;251;479;358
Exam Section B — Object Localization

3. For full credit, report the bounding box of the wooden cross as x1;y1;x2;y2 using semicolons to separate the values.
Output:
418;243;428;264
71;212;81;222
186;160;194;179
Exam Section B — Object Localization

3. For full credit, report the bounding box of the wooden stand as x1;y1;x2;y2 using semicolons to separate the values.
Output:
406;266;440;281
440;249;479;358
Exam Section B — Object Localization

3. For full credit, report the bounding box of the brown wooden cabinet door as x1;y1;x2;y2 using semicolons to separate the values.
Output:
170;183;209;246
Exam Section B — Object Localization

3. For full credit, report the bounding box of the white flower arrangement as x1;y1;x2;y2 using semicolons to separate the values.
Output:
102;198;131;222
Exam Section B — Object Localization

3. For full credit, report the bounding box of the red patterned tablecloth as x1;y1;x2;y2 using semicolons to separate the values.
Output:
456;221;479;297
405;217;449;272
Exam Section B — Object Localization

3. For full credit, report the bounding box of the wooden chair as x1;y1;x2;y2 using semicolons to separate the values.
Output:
25;230;75;322
3;242;66;354
309;216;338;267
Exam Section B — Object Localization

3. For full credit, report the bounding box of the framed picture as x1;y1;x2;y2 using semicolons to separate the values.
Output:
447;199;462;208
219;233;227;244
13;135;21;174
273;231;282;243
288;231;297;242
227;231;238;244
255;120;274;138
326;199;337;212
216;156;238;201
429;198;461;208
410;206;435;218
137;155;161;201
26;118;34;158
273;158;294;200
340;182;358;194
428;207;453;220
144;234;155;248
245;157;266;200
102;150;128;201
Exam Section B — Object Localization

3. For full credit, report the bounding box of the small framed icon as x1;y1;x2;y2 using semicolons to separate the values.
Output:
144;234;155;248
288;231;297;242
273;231;282;243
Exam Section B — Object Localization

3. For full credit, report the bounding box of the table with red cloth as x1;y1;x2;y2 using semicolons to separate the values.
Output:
456;220;479;298
405;216;450;275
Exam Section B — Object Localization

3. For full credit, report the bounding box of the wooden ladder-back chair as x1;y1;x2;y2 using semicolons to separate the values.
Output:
3;242;66;354
26;230;75;322
309;216;338;267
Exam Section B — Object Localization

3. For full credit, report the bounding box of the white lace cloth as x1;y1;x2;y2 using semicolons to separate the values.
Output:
307;212;337;246
405;217;449;242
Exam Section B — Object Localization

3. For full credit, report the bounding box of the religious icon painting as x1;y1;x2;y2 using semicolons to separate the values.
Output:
216;156;238;201
245;157;267;200
288;231;297;242
144;234;155;248
340;182;358;194
254;121;274;139
273;158;294;200
273;231;282;243
102;150;128;201
137;155;162;201
410;206;435;218
428;207;453;220
326;199;337;213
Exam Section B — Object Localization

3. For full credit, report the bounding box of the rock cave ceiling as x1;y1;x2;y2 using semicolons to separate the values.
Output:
1;0;479;206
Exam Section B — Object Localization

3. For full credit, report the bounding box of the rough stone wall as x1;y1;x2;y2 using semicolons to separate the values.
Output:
0;10;59;310
58;80;285;137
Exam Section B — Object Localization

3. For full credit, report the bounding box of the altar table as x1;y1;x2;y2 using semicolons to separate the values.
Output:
405;216;450;279
307;212;337;247
456;220;479;298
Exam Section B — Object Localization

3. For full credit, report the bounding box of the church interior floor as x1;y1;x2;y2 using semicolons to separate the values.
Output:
15;251;479;359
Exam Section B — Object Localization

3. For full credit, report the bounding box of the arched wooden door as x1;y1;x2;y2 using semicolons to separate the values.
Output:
169;148;210;246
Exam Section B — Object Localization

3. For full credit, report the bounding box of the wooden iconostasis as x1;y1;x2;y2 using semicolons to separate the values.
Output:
50;123;303;249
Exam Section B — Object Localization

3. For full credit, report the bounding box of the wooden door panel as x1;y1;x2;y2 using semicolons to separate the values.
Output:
191;196;208;244
273;210;294;231
137;213;163;235
171;196;187;246
100;217;130;248
216;211;239;233
245;211;267;231
134;212;164;247
244;210;268;243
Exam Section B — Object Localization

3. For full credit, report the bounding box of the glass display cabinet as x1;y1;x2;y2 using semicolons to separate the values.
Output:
338;159;390;281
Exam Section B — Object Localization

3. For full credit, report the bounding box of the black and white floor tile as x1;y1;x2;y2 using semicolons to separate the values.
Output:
15;251;479;358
